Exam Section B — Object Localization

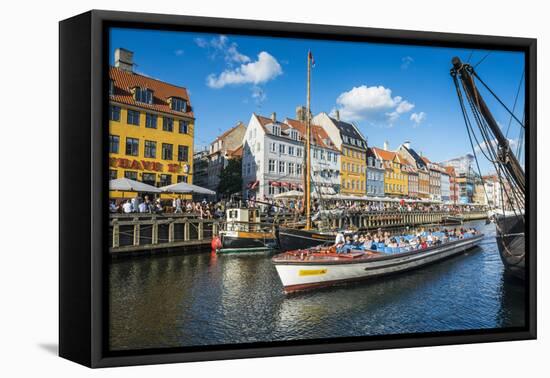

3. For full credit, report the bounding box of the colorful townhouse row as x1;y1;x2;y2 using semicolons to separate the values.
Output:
235;106;468;202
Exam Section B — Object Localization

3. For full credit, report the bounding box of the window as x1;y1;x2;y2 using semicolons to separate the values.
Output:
178;145;189;162
288;162;295;175
124;171;138;180
297;164;303;176
109;80;115;96
109;169;117;180
160;174;172;186
127;110;140;126
268;160;275;173
109;105;121;121
145;113;157;129
328;152;332;161
177;175;188;183
313;149;318;159
144;140;156;158
163;117;174;132
162;143;173;160
179;120;189;134
279;144;285;154
171;97;187;112
272;124;281;136
135;87;153;104
278;161;285;174
270;143;276;153
142;173;156;186
288;146;295;156
290;130;298;140
297;148;303;157
320;150;325;160
125;137;139;156
109;135;119;154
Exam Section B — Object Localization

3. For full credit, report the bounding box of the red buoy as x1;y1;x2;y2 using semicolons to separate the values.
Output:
211;236;222;252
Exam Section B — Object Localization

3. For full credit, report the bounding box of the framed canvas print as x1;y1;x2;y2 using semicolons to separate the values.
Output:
59;10;536;368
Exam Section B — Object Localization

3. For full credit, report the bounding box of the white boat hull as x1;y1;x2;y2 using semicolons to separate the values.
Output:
274;235;483;293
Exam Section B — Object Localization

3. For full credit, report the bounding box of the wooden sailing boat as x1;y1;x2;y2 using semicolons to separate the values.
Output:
451;57;525;279
277;51;334;251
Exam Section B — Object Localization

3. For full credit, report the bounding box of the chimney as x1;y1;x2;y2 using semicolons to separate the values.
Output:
271;112;276;122
335;110;340;121
296;106;306;122
403;140;411;149
114;48;134;72
384;141;389;151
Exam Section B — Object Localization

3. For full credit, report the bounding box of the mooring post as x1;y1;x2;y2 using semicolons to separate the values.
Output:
133;219;140;246
168;218;174;243
198;221;204;240
112;219;119;248
152;220;158;245
184;220;190;241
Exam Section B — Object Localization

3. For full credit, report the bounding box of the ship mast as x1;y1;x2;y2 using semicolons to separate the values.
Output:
304;51;312;229
451;57;525;196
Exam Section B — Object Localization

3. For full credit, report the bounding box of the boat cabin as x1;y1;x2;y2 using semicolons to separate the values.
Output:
226;208;262;232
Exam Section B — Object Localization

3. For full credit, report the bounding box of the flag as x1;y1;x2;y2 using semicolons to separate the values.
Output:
309;50;315;68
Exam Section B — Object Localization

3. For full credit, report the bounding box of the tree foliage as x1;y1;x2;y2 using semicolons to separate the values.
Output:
217;157;242;198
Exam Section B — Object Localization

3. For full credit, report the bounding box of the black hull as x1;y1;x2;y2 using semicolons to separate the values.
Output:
221;235;278;250
277;227;334;252
495;213;525;280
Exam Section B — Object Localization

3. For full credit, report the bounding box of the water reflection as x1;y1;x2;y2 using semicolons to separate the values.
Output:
109;220;525;350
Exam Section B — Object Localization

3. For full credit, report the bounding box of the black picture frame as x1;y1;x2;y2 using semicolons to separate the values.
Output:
59;9;537;368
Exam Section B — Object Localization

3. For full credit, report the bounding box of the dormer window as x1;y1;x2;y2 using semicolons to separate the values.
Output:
169;97;188;112
134;87;153;104
272;124;281;136
289;129;298;140
109;79;115;96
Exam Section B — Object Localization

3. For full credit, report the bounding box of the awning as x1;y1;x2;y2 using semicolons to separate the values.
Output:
269;181;280;187
109;178;162;193
247;180;259;189
160;182;215;195
280;182;289;188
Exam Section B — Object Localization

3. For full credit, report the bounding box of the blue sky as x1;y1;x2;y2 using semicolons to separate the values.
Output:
110;28;525;173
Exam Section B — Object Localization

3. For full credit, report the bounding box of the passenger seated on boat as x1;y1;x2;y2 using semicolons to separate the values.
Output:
419;238;428;249
334;232;345;253
363;235;373;250
399;238;410;251
387;238;398;249
433;236;442;246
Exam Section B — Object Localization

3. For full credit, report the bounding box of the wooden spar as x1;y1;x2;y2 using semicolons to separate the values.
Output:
305;51;312;229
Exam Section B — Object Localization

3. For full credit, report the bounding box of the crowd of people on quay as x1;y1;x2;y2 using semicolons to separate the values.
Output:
109;193;484;221
109;195;225;219
333;227;479;254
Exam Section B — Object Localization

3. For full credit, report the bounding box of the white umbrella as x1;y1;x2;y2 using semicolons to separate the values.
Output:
109;178;161;193
160;182;216;195
274;190;304;199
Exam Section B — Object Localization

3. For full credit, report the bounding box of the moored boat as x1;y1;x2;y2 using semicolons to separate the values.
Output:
272;231;483;293
216;207;278;254
277;226;334;252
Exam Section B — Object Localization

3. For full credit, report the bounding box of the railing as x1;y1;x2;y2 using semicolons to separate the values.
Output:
315;210;487;230
109;213;221;255
108;210;487;255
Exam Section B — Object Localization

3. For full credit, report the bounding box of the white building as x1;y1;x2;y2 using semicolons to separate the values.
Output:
440;171;451;202
242;111;340;200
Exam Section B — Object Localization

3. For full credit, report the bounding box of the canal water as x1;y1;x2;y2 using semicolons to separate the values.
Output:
109;220;526;351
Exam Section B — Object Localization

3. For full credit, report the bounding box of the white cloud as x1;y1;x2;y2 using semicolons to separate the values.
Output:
195;35;250;65
174;49;184;56
207;51;282;89
401;56;414;70
410;112;427;126
334;85;415;125
251;86;267;104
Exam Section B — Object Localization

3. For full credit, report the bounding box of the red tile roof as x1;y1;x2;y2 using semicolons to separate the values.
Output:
285;118;339;151
109;66;194;118
371;147;397;162
227;145;243;158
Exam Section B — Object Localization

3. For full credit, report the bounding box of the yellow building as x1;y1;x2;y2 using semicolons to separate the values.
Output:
108;49;194;198
312;112;367;195
372;147;408;197
340;146;367;195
